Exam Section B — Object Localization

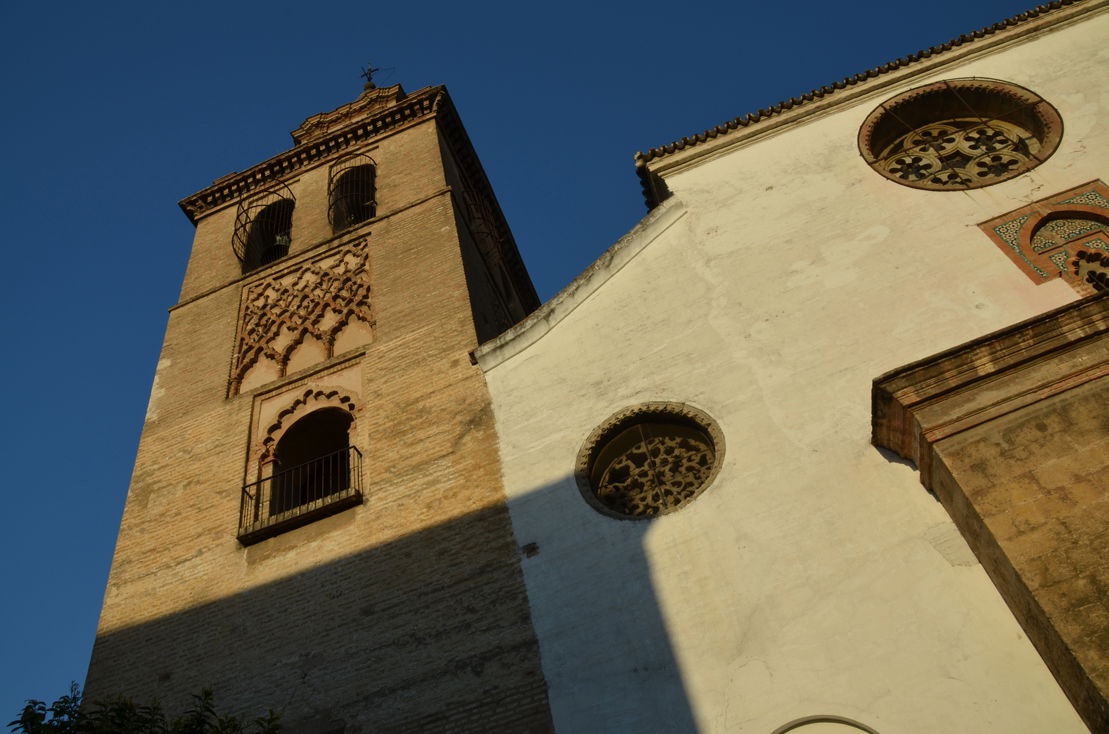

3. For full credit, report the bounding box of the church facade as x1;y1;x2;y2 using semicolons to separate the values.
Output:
476;1;1108;731
86;1;1108;732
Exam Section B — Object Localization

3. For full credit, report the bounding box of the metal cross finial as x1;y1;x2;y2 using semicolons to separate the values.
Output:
361;64;381;90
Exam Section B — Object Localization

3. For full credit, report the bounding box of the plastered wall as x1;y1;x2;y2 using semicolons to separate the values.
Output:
477;10;1107;733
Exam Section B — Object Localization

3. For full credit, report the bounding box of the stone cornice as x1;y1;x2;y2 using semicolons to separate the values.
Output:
290;84;409;145
178;85;444;223
634;0;1106;209
872;292;1109;487
176;81;539;315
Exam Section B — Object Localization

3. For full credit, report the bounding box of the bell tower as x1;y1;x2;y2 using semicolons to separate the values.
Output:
85;79;553;733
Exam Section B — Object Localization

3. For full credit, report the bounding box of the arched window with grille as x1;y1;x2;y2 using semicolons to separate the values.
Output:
270;407;354;515
238;391;364;545
245;199;294;270
233;181;297;274
329;155;377;233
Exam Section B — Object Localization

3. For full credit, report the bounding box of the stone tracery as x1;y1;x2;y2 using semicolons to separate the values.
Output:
858;78;1062;191
879;119;1034;188
576;403;723;519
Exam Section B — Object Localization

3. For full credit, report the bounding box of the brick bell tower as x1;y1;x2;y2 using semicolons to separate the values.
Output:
84;75;553;733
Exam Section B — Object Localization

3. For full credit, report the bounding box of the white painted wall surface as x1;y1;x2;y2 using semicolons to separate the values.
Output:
478;9;1107;734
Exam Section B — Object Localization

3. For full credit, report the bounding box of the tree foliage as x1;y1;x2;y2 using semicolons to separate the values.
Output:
8;685;281;734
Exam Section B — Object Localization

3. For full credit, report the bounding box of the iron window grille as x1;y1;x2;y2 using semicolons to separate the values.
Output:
329;154;377;233
233;181;297;273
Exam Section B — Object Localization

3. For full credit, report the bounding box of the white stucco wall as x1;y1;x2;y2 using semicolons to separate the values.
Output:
478;8;1107;734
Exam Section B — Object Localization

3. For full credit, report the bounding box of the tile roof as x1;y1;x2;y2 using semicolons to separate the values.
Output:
633;0;1089;207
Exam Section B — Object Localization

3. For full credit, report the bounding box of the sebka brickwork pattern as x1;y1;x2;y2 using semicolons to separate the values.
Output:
229;237;374;395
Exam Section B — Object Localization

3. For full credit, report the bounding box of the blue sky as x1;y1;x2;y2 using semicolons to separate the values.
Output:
0;0;1043;718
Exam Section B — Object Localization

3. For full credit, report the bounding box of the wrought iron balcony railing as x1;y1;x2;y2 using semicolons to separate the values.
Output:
238;445;363;545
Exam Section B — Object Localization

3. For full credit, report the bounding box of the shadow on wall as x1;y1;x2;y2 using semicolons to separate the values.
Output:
506;474;701;734
83;477;698;733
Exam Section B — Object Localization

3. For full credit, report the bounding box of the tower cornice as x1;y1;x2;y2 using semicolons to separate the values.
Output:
178;85;444;224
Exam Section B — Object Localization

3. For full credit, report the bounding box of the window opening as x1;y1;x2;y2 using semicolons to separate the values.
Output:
245;199;294;271
858;79;1062;191
331;166;376;232
233;180;297;274
329;154;377;233
270;408;353;515
576;403;724;519
239;394;364;545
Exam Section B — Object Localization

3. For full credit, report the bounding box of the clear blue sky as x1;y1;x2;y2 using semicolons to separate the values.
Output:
0;0;1043;718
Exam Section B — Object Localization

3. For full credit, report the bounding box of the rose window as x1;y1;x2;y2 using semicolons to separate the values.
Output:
858;79;1062;191
576;404;723;519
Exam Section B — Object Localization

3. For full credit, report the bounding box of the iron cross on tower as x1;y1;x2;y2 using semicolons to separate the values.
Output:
361;64;381;90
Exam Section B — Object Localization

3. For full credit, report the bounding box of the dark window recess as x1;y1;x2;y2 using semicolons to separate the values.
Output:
271;408;352;513
330;165;376;233
238;408;362;544
243;199;294;272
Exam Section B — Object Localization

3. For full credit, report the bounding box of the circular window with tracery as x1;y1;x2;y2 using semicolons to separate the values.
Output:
858;78;1062;191
575;403;724;519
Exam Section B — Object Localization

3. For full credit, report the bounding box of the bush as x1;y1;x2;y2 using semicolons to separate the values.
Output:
8;685;281;734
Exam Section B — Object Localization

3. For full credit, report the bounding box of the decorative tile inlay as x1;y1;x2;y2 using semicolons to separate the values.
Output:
229;238;373;395
979;181;1109;293
1031;217;1105;252
1057;190;1109;209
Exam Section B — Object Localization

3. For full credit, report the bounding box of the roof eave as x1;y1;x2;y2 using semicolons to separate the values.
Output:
634;0;1106;209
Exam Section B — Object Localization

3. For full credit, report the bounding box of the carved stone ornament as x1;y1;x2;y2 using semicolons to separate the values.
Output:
229;238;373;395
258;387;358;463
858;78;1062;191
575;403;724;519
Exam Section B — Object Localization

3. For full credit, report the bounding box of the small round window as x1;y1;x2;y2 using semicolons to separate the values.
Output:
858;78;1062;191
575;403;723;519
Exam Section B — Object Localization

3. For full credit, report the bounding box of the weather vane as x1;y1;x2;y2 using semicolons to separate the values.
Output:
361;63;381;90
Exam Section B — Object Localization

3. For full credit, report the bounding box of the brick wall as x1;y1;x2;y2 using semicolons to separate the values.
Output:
86;100;552;732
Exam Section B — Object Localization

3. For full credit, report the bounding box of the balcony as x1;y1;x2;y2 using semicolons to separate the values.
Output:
238;445;363;545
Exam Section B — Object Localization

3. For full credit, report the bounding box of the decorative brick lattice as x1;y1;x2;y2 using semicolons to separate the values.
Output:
229;238;373;395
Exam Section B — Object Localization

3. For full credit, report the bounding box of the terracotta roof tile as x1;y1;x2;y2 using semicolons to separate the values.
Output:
633;0;1088;207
